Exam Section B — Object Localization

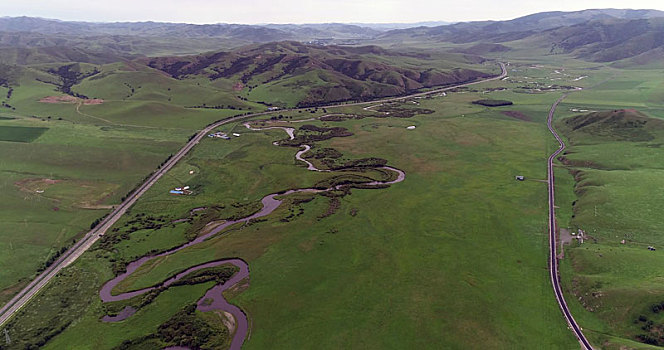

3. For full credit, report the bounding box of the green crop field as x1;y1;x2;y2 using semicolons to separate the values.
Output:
0;125;48;142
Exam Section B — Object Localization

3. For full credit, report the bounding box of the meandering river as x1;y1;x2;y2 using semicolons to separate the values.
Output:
98;121;405;350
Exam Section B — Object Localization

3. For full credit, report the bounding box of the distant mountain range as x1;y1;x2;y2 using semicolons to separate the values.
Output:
377;8;664;43
350;21;452;30
3;9;664;65
535;18;664;63
0;17;449;40
6;9;664;109
0;17;451;60
2;9;663;43
376;9;664;63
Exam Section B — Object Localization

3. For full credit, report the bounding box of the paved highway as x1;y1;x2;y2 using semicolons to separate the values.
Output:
0;62;506;328
546;95;593;350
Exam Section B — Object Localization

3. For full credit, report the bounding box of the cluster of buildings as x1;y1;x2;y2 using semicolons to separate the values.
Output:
170;185;192;195
208;131;241;140
208;131;230;139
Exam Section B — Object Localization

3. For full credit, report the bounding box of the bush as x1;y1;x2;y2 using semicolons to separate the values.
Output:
472;99;513;107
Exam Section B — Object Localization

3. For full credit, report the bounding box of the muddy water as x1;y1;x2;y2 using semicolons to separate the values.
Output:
99;121;405;350
295;144;322;171
196;259;249;350
244;122;322;171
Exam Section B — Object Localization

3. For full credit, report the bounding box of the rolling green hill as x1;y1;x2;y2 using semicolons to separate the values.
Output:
556;109;664;347
562;109;662;142
143;41;494;107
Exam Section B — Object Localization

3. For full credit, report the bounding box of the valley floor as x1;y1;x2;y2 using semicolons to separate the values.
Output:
5;56;664;350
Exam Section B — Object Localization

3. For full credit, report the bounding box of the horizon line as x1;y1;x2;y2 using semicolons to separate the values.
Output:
1;8;660;27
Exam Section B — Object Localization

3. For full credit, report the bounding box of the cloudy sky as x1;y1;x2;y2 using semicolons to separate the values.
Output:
2;0;664;24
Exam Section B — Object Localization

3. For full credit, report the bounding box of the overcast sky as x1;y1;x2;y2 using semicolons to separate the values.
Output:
2;0;664;24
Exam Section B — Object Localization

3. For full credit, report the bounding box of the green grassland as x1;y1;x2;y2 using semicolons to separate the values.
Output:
484;57;664;348
0;48;493;312
3;73;586;349
72;62;255;109
0;61;262;307
246;70;327;107
552;106;664;348
0;125;48;142
7;48;664;350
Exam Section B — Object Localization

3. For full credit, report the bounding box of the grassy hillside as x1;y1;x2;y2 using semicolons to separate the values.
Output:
144;41;495;107
554;109;664;348
0;58;263;307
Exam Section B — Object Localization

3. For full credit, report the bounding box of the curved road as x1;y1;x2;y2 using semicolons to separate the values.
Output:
546;95;593;350
0;62;506;328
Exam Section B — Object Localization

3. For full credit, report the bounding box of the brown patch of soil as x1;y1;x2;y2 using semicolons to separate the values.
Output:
216;310;236;335
16;178;119;210
199;220;228;236
14;178;61;193
40;95;78;104
502;110;532;122
39;95;104;105
77;204;115;210
559;228;574;259
232;81;244;91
